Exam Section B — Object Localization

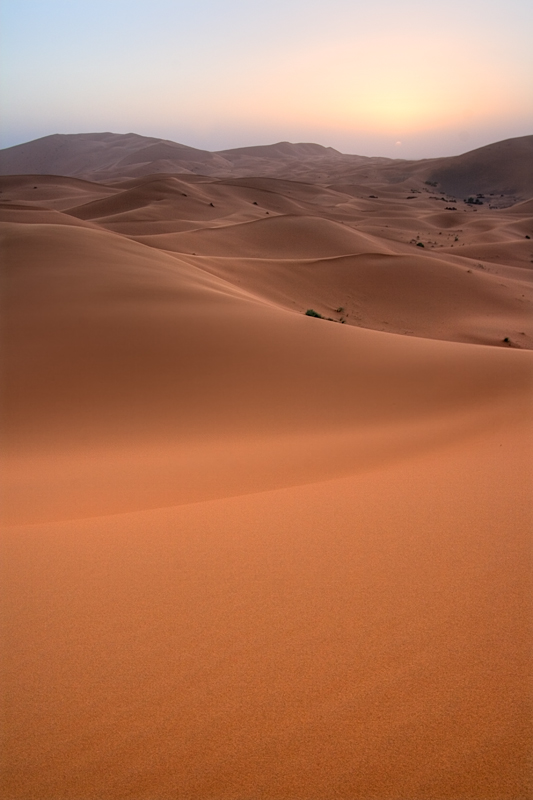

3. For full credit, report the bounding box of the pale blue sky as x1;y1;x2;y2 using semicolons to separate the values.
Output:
1;0;532;157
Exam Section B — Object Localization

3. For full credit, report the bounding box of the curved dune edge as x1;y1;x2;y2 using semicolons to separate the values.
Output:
2;398;527;526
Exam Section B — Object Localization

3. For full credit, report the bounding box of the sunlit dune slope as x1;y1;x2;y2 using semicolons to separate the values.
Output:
2;417;532;800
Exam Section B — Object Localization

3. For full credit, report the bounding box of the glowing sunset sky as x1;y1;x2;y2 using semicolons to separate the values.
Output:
1;0;532;158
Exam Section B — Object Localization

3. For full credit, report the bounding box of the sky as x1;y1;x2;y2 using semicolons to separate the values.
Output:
0;0;532;159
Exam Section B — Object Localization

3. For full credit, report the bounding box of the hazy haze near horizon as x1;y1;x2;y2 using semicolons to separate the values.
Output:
1;0;532;159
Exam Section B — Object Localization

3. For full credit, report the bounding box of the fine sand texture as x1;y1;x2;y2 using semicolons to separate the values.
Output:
1;135;533;799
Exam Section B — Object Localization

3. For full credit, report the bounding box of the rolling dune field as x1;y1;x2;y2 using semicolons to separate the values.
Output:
1;134;532;799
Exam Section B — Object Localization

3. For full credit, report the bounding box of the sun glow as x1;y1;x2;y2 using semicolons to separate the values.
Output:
0;0;531;156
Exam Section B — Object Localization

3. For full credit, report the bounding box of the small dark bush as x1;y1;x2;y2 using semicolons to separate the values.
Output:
416;242;425;247
305;309;323;318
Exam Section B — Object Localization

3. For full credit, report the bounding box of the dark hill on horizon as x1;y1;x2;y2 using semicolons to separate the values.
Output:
216;141;343;159
0;132;532;202
423;136;533;198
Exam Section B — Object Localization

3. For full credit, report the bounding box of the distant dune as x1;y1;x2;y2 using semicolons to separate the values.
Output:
1;132;532;202
424;136;533;198
1;133;532;799
216;140;343;158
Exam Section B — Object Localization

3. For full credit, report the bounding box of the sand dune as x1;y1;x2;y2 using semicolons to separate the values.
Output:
2;418;531;799
132;215;393;259
1;135;532;799
0;133;224;180
3;219;531;525
424;135;533;198
2;133;532;204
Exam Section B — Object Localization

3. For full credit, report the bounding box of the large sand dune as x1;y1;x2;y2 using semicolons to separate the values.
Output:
2;132;532;203
1;135;532;799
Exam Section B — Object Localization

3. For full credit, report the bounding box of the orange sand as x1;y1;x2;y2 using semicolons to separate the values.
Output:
1;134;532;798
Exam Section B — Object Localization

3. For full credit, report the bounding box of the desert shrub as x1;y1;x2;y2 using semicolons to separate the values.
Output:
416;242;425;247
305;309;323;318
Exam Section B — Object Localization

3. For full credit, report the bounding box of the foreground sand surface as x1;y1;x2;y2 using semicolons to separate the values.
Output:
1;137;532;798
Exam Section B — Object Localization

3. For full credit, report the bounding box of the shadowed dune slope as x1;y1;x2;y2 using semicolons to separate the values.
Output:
425;135;533;197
